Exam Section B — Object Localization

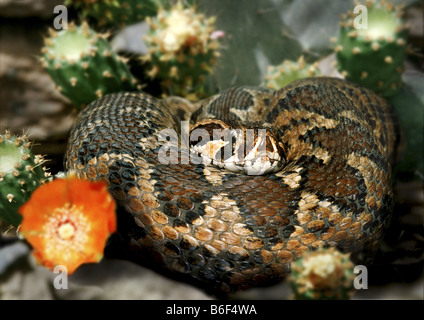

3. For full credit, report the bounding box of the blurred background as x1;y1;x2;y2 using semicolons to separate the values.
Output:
0;0;422;299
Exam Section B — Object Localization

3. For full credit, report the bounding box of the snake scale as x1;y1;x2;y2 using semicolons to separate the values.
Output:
65;77;401;293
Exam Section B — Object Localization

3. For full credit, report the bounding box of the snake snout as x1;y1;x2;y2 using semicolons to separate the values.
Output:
241;132;285;175
189;119;285;175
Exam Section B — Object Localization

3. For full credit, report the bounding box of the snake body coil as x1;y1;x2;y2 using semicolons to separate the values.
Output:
65;77;401;292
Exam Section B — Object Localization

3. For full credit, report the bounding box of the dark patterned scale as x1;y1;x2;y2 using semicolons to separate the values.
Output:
65;77;401;293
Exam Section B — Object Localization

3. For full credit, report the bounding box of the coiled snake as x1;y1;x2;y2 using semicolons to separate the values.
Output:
65;77;401;293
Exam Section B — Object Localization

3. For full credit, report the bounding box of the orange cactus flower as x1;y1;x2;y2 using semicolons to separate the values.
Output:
19;176;116;274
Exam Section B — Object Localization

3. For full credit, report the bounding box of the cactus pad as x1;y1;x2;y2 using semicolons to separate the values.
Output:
41;22;139;109
289;247;356;300
335;0;409;97
142;3;222;99
0;131;49;227
263;56;321;90
66;0;158;29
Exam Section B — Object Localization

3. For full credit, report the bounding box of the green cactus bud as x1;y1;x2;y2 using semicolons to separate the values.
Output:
263;56;321;90
335;0;409;97
0;131;50;227
66;0;159;29
142;3;222;100
288;247;356;300
41;22;139;109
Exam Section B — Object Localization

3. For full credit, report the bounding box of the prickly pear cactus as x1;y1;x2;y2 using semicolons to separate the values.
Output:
289;248;356;300
335;0;409;97
142;2;222;99
263;56;321;90
41;22;139;109
66;0;159;29
0;131;49;227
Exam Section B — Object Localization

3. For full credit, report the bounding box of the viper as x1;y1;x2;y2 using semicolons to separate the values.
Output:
65;77;401;293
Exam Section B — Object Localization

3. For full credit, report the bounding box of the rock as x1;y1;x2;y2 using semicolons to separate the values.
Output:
0;251;54;300
1;249;213;300
0;17;76;174
0;242;30;274
63;259;214;300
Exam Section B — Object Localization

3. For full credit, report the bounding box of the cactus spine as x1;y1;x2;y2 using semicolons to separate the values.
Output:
41;22;139;109
0;131;50;227
289;247;356;300
263;56;321;90
66;0;159;29
335;0;409;97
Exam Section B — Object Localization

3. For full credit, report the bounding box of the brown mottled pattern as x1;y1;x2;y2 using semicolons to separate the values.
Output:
65;77;401;293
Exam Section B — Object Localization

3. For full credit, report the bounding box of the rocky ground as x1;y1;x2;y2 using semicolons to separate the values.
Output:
0;0;422;300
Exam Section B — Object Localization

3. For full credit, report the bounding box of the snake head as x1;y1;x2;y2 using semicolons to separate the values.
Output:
189;119;285;175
